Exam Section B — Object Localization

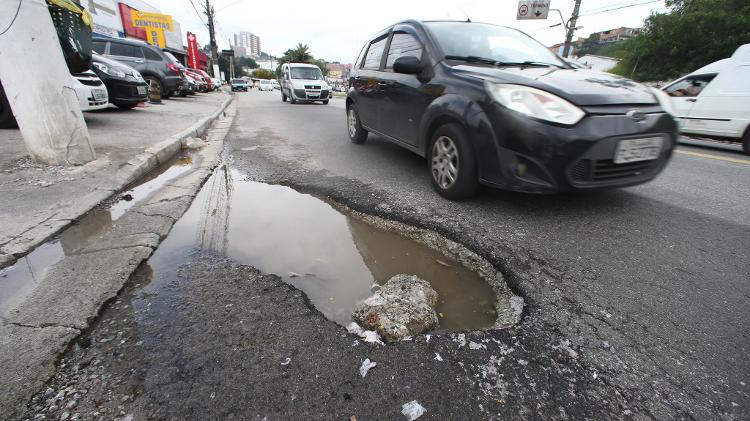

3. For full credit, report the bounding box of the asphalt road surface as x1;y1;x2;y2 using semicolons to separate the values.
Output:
226;91;749;418
23;90;749;420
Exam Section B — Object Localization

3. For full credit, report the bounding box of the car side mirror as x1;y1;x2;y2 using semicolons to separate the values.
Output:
393;56;423;75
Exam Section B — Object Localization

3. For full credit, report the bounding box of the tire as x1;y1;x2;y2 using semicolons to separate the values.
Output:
116;103;138;110
742;129;750;155
346;104;368;144
144;76;163;97
0;83;17;129
322;100;329;105
428;123;479;200
282;91;287;102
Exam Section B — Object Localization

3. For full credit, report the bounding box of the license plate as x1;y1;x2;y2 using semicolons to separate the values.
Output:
614;136;663;164
92;89;106;100
137;85;147;95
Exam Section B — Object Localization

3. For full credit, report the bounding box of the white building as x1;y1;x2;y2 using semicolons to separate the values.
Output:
233;31;261;57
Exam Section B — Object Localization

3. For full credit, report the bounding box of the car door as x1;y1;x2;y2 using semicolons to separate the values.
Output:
685;68;749;138
663;74;717;134
378;28;431;146
352;35;388;131
107;42;145;72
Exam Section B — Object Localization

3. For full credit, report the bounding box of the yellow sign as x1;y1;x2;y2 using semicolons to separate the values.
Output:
146;28;166;48
130;10;173;32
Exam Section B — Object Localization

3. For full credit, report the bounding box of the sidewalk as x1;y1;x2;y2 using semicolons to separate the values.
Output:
0;93;232;269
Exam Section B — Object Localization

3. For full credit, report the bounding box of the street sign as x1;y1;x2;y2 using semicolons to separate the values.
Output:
517;0;551;20
221;49;235;57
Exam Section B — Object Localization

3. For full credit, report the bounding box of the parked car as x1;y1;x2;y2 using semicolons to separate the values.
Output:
271;79;280;90
90;52;148;109
213;78;224;90
0;71;108;128
280;63;330;104
231;78;248;91
662;43;750;154
258;79;275;91
190;69;215;91
346;20;678;199
184;68;208;92
92;37;186;98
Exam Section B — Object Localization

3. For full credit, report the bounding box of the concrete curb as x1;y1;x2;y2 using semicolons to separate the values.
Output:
0;95;234;269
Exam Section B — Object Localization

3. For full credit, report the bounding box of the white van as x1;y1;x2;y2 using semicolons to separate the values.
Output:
663;44;750;154
280;63;330;104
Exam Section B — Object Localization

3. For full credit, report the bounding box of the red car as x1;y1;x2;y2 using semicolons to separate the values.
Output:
191;68;214;91
184;68;208;93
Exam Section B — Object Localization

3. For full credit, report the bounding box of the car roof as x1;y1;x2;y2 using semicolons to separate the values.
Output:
93;35;151;48
286;63;319;68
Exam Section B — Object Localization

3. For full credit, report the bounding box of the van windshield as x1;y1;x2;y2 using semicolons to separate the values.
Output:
424;21;565;67
291;67;323;80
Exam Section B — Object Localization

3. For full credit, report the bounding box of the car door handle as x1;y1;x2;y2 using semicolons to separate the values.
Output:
134;59;145;63
686;98;697;102
378;81;387;86
354;76;362;80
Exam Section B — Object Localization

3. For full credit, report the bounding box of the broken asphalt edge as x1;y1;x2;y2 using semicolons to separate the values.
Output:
0;98;236;420
0;95;234;270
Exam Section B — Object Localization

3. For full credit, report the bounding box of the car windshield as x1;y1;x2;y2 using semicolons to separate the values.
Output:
291;67;323;80
424;21;566;67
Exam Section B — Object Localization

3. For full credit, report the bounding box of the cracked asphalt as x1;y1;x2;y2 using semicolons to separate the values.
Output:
19;91;749;420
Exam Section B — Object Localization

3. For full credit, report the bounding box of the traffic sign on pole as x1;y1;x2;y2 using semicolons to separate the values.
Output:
517;0;551;20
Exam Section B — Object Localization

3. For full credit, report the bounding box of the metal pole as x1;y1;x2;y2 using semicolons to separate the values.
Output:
562;0;582;58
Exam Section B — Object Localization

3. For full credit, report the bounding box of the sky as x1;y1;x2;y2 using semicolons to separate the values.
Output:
148;0;669;63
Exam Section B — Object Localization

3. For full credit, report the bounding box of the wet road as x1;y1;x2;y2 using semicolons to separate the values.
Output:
226;90;750;418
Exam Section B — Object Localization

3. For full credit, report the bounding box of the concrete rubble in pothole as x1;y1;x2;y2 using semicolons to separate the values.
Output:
352;274;440;342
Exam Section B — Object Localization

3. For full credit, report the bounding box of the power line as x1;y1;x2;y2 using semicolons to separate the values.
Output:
187;0;208;28
579;0;661;17
0;0;22;37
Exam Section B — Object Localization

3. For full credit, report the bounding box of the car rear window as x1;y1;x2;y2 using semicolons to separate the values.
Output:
109;42;143;58
143;47;163;61
362;36;388;70
92;40;107;54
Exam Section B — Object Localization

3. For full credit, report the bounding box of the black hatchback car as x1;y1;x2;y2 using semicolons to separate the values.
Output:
91;53;148;109
346;20;678;199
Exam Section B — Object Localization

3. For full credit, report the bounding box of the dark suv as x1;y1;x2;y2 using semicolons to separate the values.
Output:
92;37;186;98
346;20;678;199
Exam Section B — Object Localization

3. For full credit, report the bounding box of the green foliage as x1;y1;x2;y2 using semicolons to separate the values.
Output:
611;0;750;81
252;68;276;80
274;43;328;76
235;57;258;69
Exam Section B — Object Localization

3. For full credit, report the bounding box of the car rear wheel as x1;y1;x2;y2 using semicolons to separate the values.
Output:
290;91;297;104
347;105;368;144
322;100;329;105
429;123;479;200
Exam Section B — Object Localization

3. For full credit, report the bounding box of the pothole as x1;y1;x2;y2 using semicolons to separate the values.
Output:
142;165;520;331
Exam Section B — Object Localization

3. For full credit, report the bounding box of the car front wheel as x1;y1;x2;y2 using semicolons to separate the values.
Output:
282;91;287;102
347;105;368;144
743;129;750;155
429;123;479;200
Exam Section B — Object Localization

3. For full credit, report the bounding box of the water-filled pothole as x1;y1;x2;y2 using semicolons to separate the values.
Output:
143;165;515;331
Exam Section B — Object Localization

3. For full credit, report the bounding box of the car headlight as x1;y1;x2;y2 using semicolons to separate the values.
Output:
650;87;675;116
92;62;126;78
485;82;585;125
131;70;144;82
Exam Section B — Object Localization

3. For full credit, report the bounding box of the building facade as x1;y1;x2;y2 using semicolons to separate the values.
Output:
233;31;261;57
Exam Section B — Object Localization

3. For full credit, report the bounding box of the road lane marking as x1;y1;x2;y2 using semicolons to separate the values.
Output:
674;149;750;165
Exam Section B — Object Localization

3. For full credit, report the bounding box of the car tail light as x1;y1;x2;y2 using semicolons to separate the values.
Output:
167;63;180;74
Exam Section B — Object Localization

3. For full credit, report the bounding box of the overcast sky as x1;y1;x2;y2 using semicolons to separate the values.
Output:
150;0;668;62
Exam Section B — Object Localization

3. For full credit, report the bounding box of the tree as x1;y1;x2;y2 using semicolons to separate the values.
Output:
275;43;328;76
576;33;601;57
609;0;750;81
252;68;276;80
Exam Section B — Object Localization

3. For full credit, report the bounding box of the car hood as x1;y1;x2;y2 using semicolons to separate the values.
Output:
292;79;328;88
451;64;657;106
92;54;140;77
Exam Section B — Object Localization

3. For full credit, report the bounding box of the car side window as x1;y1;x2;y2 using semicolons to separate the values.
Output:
362;36;388;70
385;32;423;70
109;43;144;59
142;47;163;61
92;40;107;54
664;74;716;97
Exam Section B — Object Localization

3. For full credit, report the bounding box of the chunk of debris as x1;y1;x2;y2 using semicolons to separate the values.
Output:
182;137;207;149
352;274;439;342
359;358;377;378
401;400;426;420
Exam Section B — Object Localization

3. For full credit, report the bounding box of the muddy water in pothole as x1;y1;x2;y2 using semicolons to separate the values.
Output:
0;153;194;317
142;166;497;330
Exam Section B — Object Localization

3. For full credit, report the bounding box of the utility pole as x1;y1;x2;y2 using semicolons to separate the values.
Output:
562;0;582;58
204;0;218;76
0;0;95;165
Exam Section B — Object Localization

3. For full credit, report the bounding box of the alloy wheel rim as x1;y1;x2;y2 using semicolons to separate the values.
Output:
348;109;357;138
431;136;460;189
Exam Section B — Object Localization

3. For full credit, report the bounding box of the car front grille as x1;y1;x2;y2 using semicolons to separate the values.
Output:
568;159;658;184
304;85;321;89
74;74;103;86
